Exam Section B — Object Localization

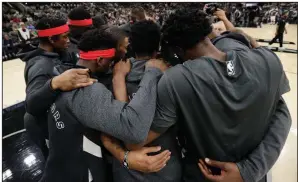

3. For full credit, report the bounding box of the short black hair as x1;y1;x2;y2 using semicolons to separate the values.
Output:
68;6;91;21
92;15;107;29
35;16;67;44
78;26;125;52
68;7;93;39
131;20;161;56
162;9;212;50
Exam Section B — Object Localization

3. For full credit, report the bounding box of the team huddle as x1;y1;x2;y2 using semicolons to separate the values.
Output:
23;6;291;182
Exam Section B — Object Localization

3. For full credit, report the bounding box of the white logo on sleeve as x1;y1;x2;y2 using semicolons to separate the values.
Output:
56;122;65;129
51;103;65;130
226;60;235;76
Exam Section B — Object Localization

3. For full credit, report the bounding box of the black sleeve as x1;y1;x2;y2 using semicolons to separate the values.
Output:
25;59;60;116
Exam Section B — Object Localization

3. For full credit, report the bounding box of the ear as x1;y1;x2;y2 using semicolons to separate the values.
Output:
48;36;54;44
96;57;103;65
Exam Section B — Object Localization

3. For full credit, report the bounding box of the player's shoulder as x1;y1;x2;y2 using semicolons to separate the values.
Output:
252;46;282;64
26;55;56;75
164;64;186;77
78;81;108;93
62;81;110;106
164;58;212;79
241;47;284;75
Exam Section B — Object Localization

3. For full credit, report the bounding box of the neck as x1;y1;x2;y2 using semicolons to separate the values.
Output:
39;43;54;52
70;27;87;40
135;53;156;60
135;55;151;60
200;44;227;62
189;38;227;62
77;59;97;72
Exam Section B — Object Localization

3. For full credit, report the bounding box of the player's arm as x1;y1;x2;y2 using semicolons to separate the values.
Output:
199;97;291;182
100;61;170;173
213;9;259;48
125;73;177;150
101;133;171;173
199;70;292;182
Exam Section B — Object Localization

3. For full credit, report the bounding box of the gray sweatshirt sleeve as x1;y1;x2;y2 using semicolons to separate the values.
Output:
236;97;291;182
68;67;162;144
25;59;60;116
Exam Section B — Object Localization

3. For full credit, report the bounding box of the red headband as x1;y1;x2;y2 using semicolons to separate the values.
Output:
68;19;93;26
79;49;116;60
37;24;69;37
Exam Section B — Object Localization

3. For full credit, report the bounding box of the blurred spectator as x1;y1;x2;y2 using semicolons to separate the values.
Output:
3;33;14;47
26;15;33;22
17;22;31;41
27;23;35;31
92;15;107;29
12;16;21;23
3;33;16;60
3;23;13;33
2;2;297;61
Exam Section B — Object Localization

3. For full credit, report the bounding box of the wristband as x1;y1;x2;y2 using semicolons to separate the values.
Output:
123;150;130;169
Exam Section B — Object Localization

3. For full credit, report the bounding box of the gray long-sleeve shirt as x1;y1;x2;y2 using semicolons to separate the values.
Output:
63;67;162;144
237;97;291;182
24;49;62;117
42;66;162;182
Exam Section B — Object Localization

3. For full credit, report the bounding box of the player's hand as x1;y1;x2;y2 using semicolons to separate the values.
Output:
128;146;171;173
51;69;97;91
214;9;228;21
113;59;131;77
198;158;244;182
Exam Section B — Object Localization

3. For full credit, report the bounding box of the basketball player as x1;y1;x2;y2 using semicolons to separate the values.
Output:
40;27;169;182
67;7;94;64
101;20;182;182
118;8;291;182
24;16;96;159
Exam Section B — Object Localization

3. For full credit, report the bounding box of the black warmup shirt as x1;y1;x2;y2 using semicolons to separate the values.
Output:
151;45;289;182
24;47;84;117
277;19;287;34
66;37;80;65
24;48;64;117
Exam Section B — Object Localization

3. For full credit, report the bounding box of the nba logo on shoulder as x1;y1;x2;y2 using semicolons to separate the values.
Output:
226;60;235;76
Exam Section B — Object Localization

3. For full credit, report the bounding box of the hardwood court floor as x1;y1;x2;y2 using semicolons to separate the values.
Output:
2;24;297;182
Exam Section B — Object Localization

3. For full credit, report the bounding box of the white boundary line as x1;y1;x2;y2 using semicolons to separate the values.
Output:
2;129;26;139
267;170;272;182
